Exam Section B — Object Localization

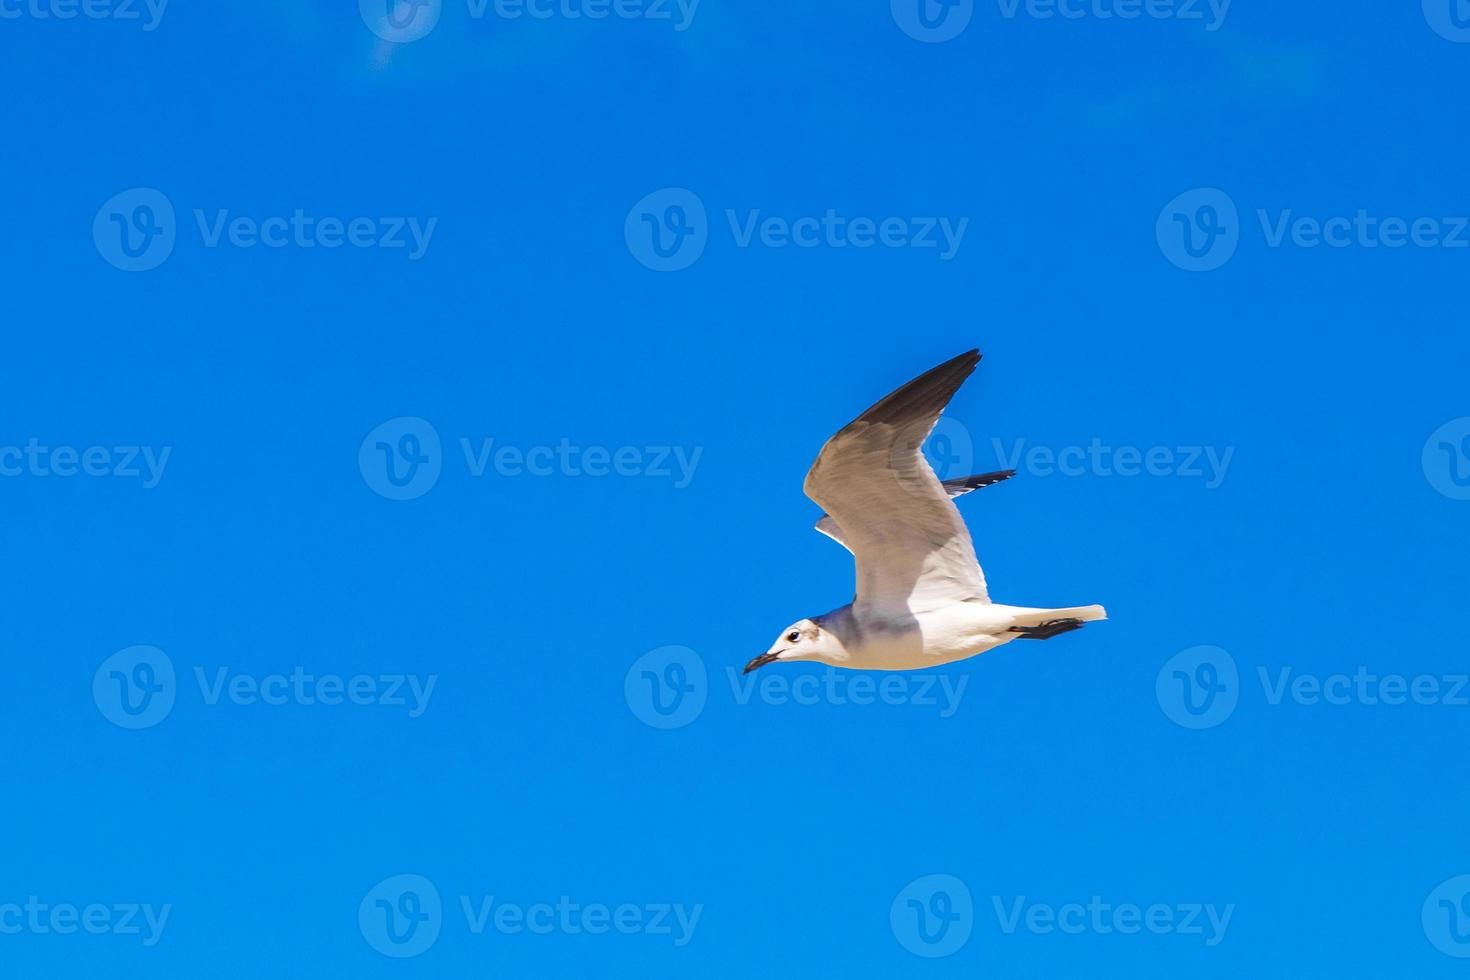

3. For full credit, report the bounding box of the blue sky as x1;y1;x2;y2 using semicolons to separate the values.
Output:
3;1;1470;976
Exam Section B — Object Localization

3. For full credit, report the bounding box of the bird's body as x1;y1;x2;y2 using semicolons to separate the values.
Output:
810;601;1107;672
745;349;1106;675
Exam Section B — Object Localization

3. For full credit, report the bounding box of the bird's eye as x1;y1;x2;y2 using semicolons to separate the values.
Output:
787;630;801;643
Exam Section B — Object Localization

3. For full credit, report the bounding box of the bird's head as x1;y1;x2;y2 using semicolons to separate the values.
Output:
744;618;842;673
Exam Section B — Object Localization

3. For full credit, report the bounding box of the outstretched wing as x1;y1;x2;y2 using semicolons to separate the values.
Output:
813;469;1014;552
803;350;990;611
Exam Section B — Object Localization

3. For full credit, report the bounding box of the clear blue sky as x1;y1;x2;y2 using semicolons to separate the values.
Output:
4;2;1470;976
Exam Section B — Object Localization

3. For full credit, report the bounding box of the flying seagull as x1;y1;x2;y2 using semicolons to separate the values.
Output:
745;350;1106;674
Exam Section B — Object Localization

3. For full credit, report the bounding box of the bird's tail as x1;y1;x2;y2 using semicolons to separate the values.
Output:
1007;604;1108;627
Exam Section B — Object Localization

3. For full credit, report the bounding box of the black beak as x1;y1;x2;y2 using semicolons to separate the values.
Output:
743;651;783;674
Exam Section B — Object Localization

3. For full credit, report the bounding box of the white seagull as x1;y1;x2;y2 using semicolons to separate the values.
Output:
745;350;1106;674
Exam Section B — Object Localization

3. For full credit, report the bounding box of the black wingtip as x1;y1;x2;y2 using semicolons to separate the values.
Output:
940;468;1017;497
952;348;982;374
845;348;986;432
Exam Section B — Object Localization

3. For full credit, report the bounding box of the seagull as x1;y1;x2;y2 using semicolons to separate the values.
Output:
744;350;1106;674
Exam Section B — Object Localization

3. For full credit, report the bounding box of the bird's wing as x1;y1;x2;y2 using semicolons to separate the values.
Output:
813;469;1015;552
803;350;992;611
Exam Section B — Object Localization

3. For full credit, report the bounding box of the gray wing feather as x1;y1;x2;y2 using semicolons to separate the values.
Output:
803;350;992;609
813;469;1014;550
